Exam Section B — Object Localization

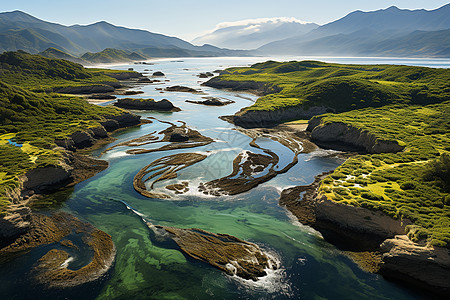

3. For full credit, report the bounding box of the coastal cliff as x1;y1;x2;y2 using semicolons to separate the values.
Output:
307;117;405;153
281;171;450;295
224;106;328;128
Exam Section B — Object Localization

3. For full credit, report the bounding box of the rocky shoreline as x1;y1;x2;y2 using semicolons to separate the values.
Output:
278;123;450;296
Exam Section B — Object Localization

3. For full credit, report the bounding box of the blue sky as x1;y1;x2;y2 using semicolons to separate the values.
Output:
2;0;449;40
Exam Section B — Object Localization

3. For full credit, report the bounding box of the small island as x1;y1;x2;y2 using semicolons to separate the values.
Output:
114;98;180;111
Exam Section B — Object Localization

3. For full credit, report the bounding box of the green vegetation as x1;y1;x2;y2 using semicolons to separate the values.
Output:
216;60;450;113
0;51;135;91
38;47;86;65
316;102;450;247
0;51;134;215
81;48;147;64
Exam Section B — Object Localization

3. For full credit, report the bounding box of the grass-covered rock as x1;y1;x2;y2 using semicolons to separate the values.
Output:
313;102;450;247
205;60;450;126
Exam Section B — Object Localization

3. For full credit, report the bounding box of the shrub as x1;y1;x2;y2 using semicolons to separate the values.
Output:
400;181;416;190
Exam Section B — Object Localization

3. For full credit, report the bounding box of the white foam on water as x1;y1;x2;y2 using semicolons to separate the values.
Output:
60;257;74;269
105;151;130;159
227;250;293;297
194;147;241;157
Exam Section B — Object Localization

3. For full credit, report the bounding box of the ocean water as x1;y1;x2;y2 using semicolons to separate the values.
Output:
2;56;447;299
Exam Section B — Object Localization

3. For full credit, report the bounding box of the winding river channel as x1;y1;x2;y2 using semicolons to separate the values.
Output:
2;57;448;299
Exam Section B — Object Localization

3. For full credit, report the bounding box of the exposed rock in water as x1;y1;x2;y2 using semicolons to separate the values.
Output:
123;202;277;281
133;153;207;199
166;182;189;194
197;72;214;78
137;77;153;83
163;226;276;280
122;90;144;96
152;71;165;77
0;212;115;288
307;118;405;154
104;71;141;80
110;118;213;155
164;85;204;94
169;128;189;142
186;97;235;106
200;128;303;195
114;98;180;111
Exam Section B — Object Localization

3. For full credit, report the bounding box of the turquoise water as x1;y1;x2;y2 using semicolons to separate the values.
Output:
1;57;445;299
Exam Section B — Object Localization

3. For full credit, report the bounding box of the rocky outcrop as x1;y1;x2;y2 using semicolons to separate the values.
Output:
164;85;204;94
197;72;214;78
152;71;165;76
105;71;141;80
0;206;31;246
169;128;189;142
380;235;450;294
163;226;277;281
186;97;234;106
224;106;328;128
23;166;72;191
124;202;278;281
315;195;410;239
137;77;153;83
114;98;180;111
307;119;405;153
203;77;281;95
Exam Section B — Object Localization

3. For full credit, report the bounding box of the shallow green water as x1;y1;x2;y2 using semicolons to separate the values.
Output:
1;57;443;299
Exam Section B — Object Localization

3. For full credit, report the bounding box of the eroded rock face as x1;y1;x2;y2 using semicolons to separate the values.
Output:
315;195;410;239
224;106;329;128
24;166;72;191
380;235;450;293
0;206;31;246
307;120;405;154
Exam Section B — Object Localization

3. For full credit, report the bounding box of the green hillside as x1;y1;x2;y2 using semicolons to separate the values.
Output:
38;47;86;64
0;79;127;214
81;48;148;64
0;50;133;91
211;60;450;114
315;102;450;247
0;52;138;215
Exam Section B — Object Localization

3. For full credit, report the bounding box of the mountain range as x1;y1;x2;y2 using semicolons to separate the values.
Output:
0;10;248;58
0;4;450;59
257;4;450;57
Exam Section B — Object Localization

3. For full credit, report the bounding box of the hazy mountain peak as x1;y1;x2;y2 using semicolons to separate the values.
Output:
192;17;318;50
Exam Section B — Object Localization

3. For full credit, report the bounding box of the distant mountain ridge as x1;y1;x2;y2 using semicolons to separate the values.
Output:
258;4;450;57
0;10;250;57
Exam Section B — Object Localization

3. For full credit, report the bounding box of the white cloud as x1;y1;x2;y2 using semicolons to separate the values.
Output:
215;17;312;30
